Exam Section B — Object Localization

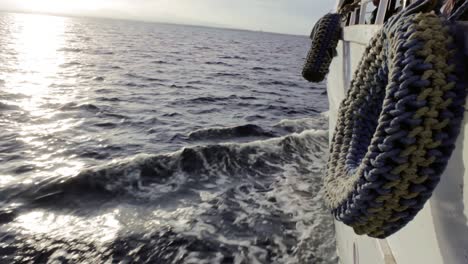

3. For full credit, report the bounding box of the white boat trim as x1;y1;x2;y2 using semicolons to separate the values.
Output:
375;0;390;24
327;1;468;262
358;0;370;25
377;239;397;264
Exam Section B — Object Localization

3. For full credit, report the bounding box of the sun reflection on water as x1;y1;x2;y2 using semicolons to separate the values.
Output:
0;13;85;182
14;210;122;243
4;13;68;112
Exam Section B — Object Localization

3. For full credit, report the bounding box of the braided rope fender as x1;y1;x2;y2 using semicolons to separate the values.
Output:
325;10;467;238
302;13;342;83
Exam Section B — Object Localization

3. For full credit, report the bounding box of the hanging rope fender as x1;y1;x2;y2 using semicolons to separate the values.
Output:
301;0;369;83
325;0;467;238
302;0;367;83
302;13;342;83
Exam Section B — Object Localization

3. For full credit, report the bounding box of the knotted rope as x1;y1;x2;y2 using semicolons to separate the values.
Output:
338;0;362;17
302;0;393;83
325;0;466;238
302;13;342;83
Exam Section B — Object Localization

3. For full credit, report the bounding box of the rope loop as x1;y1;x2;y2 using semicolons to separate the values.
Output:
338;0;362;17
325;0;466;238
302;13;342;83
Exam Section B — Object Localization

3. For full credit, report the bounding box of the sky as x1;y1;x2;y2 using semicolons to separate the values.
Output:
0;0;334;35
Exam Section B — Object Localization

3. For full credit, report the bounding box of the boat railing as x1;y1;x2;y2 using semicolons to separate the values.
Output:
341;0;412;26
375;0;390;24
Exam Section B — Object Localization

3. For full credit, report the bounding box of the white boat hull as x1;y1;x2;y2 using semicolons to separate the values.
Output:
327;23;468;264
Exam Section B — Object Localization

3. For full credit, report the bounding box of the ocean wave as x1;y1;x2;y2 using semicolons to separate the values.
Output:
123;117;169;127
60;102;100;112
245;115;267;121
219;55;248;61
274;115;329;133
264;105;319;115
97;97;120;102
0;16;333;263
59;102;100;112
186;80;206;85
187;124;275;141
239;96;257;100
121;82;149;88
93;122;118;128
91;50;114;55
0;102;20;111
252;67;281;72
177;95;239;104
10;129;327;203
1;128;335;263
124;73;166;82
170;84;199;90
57;47;83;53
162;112;182;117
195;46;211;50
258;80;299;87
251;89;283;96
188;108;221;114
59;61;81;68
205;61;232;66
152;60;172;65
211;72;243;77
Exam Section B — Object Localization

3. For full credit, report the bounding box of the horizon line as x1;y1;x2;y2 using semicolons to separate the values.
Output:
0;9;309;37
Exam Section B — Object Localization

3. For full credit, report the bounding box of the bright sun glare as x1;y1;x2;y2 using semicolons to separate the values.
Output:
17;0;103;14
1;13;85;180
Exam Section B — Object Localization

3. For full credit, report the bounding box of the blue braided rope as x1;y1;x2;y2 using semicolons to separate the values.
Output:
310;14;342;72
302;13;342;83
325;0;467;238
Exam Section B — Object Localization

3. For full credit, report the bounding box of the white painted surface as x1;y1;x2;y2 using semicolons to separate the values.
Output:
343;25;380;45
375;0;389;24
359;1;370;25
327;24;468;264
328;25;389;264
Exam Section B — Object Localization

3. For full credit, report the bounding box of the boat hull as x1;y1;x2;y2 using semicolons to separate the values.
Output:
327;23;468;264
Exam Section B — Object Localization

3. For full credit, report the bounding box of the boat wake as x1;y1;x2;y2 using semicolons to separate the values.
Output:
0;114;337;263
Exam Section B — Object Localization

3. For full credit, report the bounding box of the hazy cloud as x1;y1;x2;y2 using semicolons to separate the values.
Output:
0;0;334;35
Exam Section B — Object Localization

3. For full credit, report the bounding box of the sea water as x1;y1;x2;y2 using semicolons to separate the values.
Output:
0;12;337;263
